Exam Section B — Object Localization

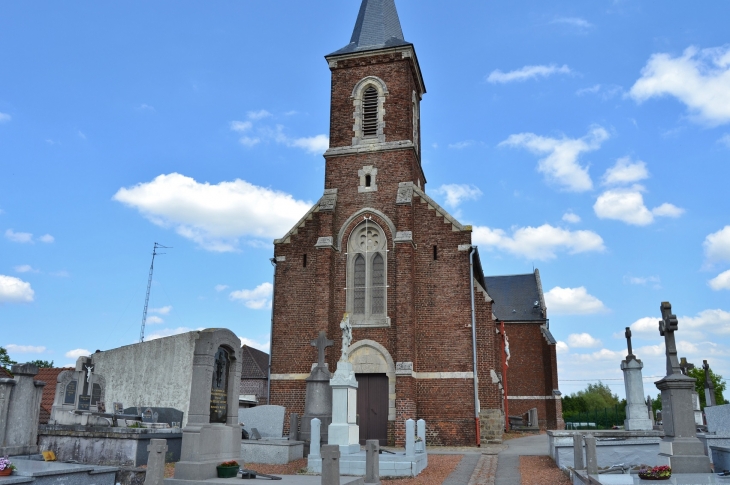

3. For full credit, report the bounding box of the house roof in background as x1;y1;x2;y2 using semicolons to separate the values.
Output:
241;345;269;379
35;367;73;424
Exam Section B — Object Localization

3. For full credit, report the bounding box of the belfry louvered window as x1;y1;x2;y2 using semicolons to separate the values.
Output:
362;87;379;137
347;218;388;326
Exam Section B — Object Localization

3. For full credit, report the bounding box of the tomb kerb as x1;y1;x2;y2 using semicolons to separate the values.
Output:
174;328;243;481
654;302;711;473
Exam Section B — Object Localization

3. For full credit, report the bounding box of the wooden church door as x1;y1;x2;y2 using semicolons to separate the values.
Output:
355;373;388;445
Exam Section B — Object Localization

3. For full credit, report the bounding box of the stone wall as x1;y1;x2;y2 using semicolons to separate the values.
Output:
480;409;504;444
91;332;198;427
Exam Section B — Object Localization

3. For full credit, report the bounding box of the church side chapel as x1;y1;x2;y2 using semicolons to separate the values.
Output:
269;0;561;446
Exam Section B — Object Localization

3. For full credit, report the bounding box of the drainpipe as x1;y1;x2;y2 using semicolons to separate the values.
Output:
267;257;277;405
469;246;480;446
501;320;510;432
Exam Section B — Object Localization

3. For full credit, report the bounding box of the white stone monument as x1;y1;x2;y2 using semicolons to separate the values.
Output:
328;313;360;454
621;327;652;431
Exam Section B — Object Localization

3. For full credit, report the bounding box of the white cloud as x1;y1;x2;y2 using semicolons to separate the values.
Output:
146;327;204;341
624;275;661;287
230;282;273;309
499;126;609;192
629;309;730;339
146;315;164;324
5;229;33;243
576;84;601;96
136;104;155;112
5;344;46;354
551;17;593;29
215;284;229;292
629;45;730;125
704;226;730;263
602;157;649;185
287;134;329;155
239;336;270;353
433;184;482;208
472;224;605;260
448;140;475;149
38;234;54;243
0;113;11;123
556;341;570;354
50;270;70;278
562;212;581;224
14;265;39;273
544;286;607;315
567;332;603;348
0;275;34;303
113;173;312;252
65;348;90;359
487;64;572;84
149;305;172;315
576;84;623;100
247;110;272;120
720;134;730;148
593;185;684;225
709;270;730;291
231;120;253;132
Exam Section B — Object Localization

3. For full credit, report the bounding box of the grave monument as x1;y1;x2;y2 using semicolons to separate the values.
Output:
703;360;717;407
328;313;360;454
0;363;46;456
621;327;652;430
654;302;711;473
300;330;334;445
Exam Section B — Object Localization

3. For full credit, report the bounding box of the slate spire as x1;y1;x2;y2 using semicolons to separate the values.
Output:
329;0;410;56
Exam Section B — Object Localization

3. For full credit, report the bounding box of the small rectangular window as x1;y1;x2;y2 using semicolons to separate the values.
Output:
303;254;307;268
433;245;438;260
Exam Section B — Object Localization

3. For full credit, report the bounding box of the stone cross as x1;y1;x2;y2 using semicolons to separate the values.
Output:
703;360;717;406
340;313;353;362
625;327;634;358
310;331;333;368
679;357;694;376
659;302;681;376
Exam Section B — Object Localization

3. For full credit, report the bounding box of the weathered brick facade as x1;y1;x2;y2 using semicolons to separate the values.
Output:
269;1;561;446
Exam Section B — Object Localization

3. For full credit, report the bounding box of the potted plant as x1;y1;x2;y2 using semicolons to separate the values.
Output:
0;456;16;476
638;465;671;480
216;460;240;478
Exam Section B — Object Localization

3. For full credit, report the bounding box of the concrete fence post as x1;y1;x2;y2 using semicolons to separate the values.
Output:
573;433;584;470
310;418;321;459
584;434;598;475
321;445;340;485
405;419;415;457
365;440;381;484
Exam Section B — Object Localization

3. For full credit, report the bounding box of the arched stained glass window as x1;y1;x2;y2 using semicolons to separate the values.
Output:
347;220;388;326
371;253;384;314
354;254;366;314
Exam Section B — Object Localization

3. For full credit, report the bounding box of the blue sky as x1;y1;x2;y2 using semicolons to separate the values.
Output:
1;1;729;400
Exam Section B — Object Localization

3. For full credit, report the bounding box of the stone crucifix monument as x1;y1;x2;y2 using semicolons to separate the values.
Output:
703;360;717;407
654;301;711;473
621;327;652;430
300;331;334;444
328;313;360;454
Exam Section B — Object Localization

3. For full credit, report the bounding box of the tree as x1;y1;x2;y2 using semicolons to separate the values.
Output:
687;366;727;409
562;381;621;411
27;359;54;368
0;347;16;369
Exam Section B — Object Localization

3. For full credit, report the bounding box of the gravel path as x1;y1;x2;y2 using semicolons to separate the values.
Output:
495;434;549;485
518;456;570;485
442;454;482;485
380;455;463;485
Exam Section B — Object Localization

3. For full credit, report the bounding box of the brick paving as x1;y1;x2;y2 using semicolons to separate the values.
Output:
468;455;498;485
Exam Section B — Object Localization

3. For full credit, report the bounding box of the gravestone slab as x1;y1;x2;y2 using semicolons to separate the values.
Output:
124;407;184;426
239;405;286;438
705;404;730;434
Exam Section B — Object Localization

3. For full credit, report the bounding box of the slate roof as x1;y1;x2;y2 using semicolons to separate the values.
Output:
241;345;269;379
35;367;73;424
484;271;547;322
0;367;11;378
329;0;411;56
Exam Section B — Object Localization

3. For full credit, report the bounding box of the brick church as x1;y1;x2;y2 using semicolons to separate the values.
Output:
269;0;562;446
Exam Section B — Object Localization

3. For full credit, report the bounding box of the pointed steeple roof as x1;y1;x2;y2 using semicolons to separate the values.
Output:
329;0;411;56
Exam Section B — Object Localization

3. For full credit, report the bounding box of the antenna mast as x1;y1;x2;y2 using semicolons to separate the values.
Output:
140;242;171;343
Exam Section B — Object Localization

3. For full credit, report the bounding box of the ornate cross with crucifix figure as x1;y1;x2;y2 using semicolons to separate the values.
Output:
703;360;713;389
679;357;694;376
659;301;682;376
310;330;334;368
625;327;634;359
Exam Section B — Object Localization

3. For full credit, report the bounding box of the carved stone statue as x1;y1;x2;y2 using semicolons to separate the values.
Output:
340;313;352;362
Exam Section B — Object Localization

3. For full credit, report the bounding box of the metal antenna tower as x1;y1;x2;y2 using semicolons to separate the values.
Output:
139;242;171;343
